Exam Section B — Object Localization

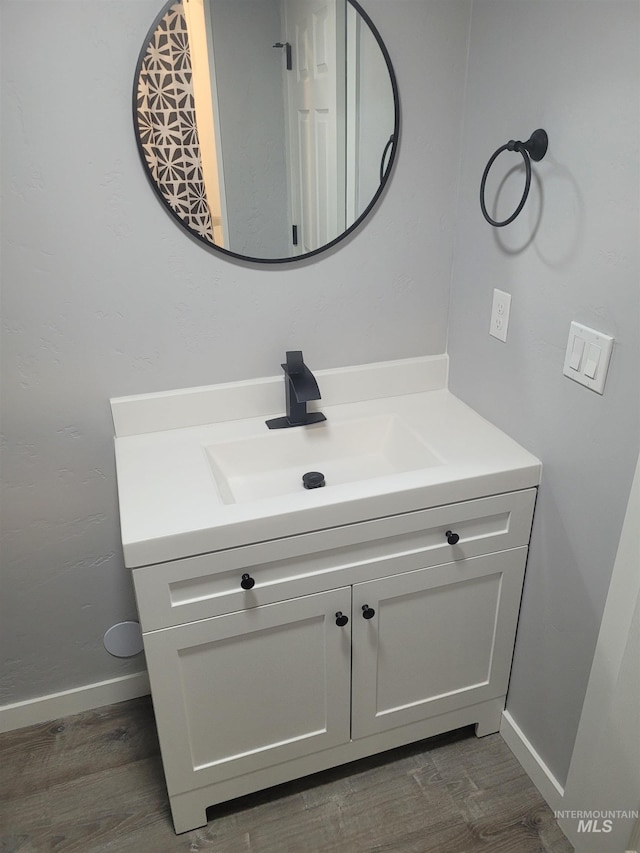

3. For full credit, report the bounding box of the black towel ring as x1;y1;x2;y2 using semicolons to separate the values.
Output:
480;129;548;227
379;134;395;184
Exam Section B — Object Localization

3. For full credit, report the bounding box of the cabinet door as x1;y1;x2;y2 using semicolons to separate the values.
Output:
351;548;527;738
144;587;352;795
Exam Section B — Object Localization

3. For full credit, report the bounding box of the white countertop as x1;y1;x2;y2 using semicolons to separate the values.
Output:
112;357;541;568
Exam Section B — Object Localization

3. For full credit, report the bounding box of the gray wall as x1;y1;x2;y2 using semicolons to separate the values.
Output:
447;0;640;786
210;0;290;257
356;12;395;216
0;0;468;705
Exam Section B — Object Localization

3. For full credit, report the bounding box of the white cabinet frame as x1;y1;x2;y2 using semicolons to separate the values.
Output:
134;491;536;833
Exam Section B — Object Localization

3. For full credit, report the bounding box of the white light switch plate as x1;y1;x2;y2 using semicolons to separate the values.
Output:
563;321;614;394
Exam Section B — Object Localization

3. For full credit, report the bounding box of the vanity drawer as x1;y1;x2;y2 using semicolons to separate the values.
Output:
134;488;536;631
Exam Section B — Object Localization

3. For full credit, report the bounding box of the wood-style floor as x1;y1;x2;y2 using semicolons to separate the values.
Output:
0;696;573;852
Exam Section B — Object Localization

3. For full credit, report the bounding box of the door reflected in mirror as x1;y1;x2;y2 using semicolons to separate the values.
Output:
134;0;398;263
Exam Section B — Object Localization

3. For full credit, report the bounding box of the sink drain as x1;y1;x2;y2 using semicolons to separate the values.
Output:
302;471;325;489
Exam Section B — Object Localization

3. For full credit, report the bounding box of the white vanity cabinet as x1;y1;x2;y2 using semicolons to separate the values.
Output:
132;487;536;833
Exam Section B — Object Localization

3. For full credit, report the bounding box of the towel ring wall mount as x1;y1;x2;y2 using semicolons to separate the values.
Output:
480;129;548;227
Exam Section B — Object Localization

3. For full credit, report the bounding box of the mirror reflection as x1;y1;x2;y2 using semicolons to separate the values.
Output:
134;0;398;262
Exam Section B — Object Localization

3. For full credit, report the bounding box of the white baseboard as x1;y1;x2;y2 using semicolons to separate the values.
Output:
0;671;150;733
500;710;565;812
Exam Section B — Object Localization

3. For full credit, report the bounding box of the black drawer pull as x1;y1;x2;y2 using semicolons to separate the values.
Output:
240;573;255;590
445;530;460;545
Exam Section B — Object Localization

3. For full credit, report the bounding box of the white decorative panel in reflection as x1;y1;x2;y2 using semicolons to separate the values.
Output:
313;7;330;76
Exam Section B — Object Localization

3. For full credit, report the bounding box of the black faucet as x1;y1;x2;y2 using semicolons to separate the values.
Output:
266;351;326;429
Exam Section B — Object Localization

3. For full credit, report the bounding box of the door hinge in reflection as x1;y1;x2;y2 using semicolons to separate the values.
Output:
273;42;292;70
292;225;298;246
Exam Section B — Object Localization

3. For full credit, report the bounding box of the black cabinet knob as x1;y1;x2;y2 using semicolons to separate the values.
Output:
445;530;460;545
240;573;255;590
335;611;349;627
362;605;375;619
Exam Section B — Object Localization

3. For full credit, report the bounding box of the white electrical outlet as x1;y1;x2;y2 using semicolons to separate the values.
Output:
490;289;511;342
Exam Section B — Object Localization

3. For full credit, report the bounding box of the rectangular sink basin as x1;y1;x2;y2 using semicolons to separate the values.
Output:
204;414;442;504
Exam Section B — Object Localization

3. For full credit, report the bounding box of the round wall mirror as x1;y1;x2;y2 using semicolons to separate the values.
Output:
134;0;399;263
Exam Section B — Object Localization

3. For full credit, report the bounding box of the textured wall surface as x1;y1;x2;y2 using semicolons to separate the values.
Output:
4;0;637;798
447;1;640;786
0;0;470;704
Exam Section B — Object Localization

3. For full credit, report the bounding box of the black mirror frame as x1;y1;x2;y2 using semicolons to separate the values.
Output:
133;0;400;265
